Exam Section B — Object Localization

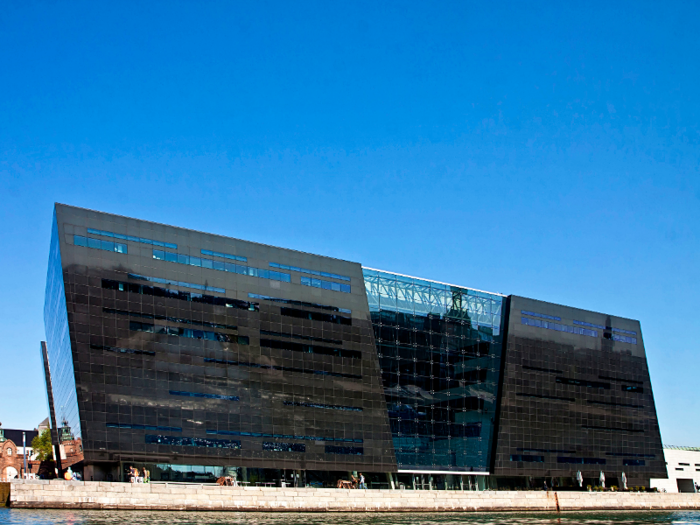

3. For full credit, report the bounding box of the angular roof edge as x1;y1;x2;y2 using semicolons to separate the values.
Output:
362;266;507;298
54;203;361;266
664;445;700;451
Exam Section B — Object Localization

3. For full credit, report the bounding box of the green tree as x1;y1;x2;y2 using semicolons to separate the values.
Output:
31;429;54;461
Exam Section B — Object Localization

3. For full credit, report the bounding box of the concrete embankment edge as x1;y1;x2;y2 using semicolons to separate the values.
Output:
9;481;700;512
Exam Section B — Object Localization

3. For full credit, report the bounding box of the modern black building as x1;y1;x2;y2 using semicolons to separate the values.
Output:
42;204;666;488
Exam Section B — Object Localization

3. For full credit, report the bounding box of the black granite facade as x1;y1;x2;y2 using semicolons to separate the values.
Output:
43;204;666;486
492;296;666;486
45;204;395;481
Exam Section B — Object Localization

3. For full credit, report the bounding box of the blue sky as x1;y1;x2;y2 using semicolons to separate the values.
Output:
1;1;698;445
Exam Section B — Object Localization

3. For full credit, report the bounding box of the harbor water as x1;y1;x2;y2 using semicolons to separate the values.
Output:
1;509;700;525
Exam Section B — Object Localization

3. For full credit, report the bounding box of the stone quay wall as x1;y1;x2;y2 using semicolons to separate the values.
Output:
8;480;700;512
1;482;9;507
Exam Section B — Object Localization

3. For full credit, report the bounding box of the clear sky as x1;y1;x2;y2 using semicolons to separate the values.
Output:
0;1;698;445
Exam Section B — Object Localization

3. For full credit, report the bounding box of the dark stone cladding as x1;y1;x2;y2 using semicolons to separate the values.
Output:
492;295;666;484
50;204;396;473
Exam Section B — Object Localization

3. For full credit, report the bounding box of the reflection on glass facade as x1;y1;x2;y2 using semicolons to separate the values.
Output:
363;269;506;472
42;204;666;486
43;213;82;443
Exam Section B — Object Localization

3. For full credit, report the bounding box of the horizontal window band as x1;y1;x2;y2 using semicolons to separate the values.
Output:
263;442;305;453
604;332;638;344
587;400;644;409
249;293;351;314
74;235;127;254
260;329;342;345
283;401;362;412
622;385;644;393
517;448;576;454
566;320;637;337
397;470;490;476
104;307;238;331
261;338;361;360
516;393;575;402
605;452;656;458
102;278;258;311
623;459;645;466
325;445;363;455
201;249;246;262
510;454;544;463
556;377;610;389
582;425;645;433
146;434;241;449
203;358;362;380
128;273;225;293
269;262;351;282
130;321;249;345
599;375;644;385
169;390;239;401
87;228;177;249
107;423;182;432
522;317;597;338
153;250;290;283
521;310;561;321
300;275;351;293
522;365;563;374
573;320;605;330
612;327;637;336
281;307;351;326
90;344;155;356
572;323;637;336
557;457;606;465
206;429;362;443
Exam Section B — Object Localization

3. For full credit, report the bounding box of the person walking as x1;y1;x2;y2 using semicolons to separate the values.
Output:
359;473;367;489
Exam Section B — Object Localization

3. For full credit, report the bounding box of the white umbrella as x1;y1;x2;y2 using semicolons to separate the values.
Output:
599;471;605;489
621;471;627;490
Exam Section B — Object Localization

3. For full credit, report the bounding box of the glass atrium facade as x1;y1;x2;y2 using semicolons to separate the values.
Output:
43;213;82;447
364;269;505;473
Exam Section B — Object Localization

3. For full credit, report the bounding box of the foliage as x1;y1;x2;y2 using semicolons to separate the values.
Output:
31;429;54;461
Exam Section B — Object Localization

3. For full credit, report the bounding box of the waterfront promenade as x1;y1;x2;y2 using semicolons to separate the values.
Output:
3;480;700;512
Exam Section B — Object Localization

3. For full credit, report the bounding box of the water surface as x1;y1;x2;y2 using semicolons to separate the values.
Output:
2;509;700;525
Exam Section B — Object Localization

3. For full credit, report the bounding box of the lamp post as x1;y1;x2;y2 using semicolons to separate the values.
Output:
23;432;28;479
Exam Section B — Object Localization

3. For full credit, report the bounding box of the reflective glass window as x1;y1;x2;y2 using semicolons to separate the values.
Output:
300;276;351;293
201;249;246;262
153;250;290;283
87;228;176;249
74;235;127;254
269;262;351;282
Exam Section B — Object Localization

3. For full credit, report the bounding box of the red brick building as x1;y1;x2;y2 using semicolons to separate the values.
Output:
1;435;27;480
